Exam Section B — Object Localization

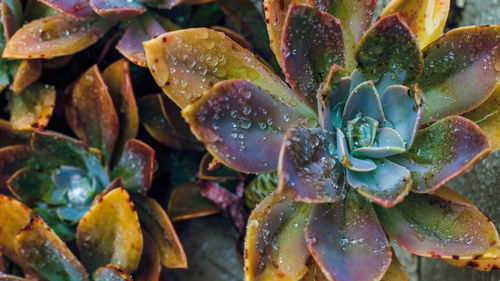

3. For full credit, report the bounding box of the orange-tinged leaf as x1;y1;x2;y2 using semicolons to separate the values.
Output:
143;28;314;118
9;83;56;130
15;216;89;281
263;0;308;65
245;192;312;281
76;188;143;273
132;194;187;269
12;59;42;94
0;194;31;267
380;0;450;48
102;59;139;158
2;15;114;59
67;64;119;164
463;85;500;151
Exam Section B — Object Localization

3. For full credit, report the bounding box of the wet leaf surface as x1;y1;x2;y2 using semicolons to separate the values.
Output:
9;83;56;130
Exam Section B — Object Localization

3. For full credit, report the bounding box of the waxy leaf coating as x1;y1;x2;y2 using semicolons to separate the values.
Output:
375;192;499;260
183;79;313;173
281;3;344;111
278;127;345;203
390;116;490;193
2;15;114;59
90;0;144;20
76;188;143;273
305;190;391;281
15;217;89;281
38;0;96;19
418;25;500;123
355;13;423;84
93;264;132;281
143;27;314;118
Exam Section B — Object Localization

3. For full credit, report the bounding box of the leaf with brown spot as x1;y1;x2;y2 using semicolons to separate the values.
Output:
76;188;143;273
93;264;133;281
9;83;56;130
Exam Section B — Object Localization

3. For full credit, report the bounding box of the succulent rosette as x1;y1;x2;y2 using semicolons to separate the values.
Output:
0;60;186;280
141;0;500;280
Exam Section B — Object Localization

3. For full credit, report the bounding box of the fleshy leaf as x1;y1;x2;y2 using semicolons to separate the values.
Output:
76;188;143;273
245;192;312;281
152;0;214;9
0;194;31;267
281;3;344;110
12;59;42;94
305;190;391;281
137;94;202;151
7;166;55;205
418;25;500;123
132;194;187;268
390;116;490;193
38;0;96;19
143;27;314;118
198;153;239;181
110;139;154;194
355;13;423;84
93;265;132;281
0;274;29;280
382;248;409;281
67;64;119;164
336;128;376;172
182;79;313;173
101;59;139;159
380;0;450;48
317;64;350;132
15;216;89;281
167;181;219;222
133;232;161;281
343;81;384;122
2;15;114;59
463;85;500;151
380;84;424;148
116;13;178;67
263;0;308;65
375;192;500;259
278;127;345;203
1;1;19;40
90;0;144;20
346;159;412;208
310;0;378;71
31;207;76;242
354;127;406;158
9;83;56;130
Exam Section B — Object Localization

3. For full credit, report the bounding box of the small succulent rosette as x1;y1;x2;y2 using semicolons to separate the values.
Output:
143;0;500;280
0;60;186;280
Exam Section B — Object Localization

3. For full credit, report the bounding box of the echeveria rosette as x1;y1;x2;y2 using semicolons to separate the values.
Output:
142;0;500;280
0;60;187;280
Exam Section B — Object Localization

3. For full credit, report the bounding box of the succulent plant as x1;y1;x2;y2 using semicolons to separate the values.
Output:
0;60;186;280
142;0;500;280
